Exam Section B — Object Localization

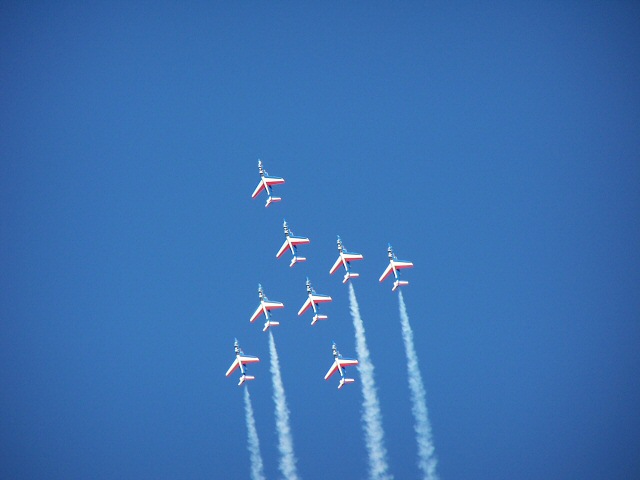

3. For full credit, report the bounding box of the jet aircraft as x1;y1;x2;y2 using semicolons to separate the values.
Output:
251;160;285;207
297;278;332;325
379;244;414;291
249;284;284;332
329;236;364;283
225;339;260;386
276;220;310;267
324;342;359;389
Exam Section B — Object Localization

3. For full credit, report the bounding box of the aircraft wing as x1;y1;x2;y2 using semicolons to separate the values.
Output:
289;235;310;246
263;300;284;311
325;357;358;380
393;260;414;270
379;263;394;282
311;294;332;304
329;256;344;275
250;304;265;323
338;357;358;369
263;175;285;187
324;360;341;380
343;253;363;262
226;354;259;377
226;358;241;377
239;354;260;365
251;181;266;199
276;239;290;258
298;297;313;316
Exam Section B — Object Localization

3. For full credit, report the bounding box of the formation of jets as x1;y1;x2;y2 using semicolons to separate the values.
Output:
227;160;414;388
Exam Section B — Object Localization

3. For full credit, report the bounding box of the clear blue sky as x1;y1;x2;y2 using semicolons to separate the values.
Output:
1;2;639;479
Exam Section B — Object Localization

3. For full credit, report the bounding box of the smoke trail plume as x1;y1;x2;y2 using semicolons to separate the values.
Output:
398;291;438;480
348;283;393;480
243;387;266;480
268;331;300;480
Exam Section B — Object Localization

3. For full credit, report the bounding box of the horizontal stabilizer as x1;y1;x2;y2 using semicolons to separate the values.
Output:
392;280;409;291
338;378;355;389
265;196;281;207
263;320;280;332
238;375;255;386
343;272;360;283
290;256;306;267
311;314;328;325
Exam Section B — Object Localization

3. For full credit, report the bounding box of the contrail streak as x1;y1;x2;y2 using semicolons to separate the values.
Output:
348;283;393;480
398;290;438;480
243;387;266;480
269;331;300;480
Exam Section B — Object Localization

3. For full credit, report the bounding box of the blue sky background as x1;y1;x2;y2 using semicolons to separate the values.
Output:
1;2;639;479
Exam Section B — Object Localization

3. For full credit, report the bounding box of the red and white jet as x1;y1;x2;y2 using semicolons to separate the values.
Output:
249;284;284;332
297;278;332;325
379;244;414;291
225;339;260;386
276;220;310;267
324;342;359;389
329;236;364;283
251;160;285;207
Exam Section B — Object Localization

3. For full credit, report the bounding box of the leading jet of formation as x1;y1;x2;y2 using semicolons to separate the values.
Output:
225;339;260;386
249;284;284;332
252;160;285;207
329;236;364;283
297;278;332;325
379;243;414;291
324;342;359;389
276;220;310;267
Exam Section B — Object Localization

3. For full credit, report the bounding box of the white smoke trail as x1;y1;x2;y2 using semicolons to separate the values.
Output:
398;290;438;480
243;387;266;480
348;283;393;480
268;331;300;480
